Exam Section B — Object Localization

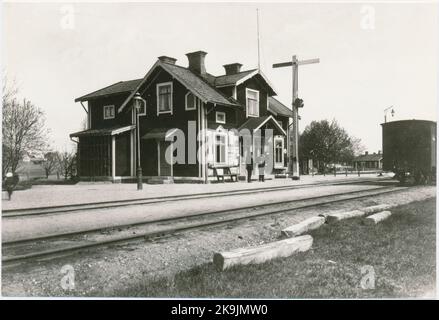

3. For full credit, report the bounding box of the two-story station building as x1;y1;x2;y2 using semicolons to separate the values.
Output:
70;51;292;183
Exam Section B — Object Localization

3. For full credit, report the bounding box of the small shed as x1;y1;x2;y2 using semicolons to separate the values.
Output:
353;151;383;171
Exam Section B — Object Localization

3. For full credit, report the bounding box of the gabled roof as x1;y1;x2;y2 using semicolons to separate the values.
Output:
353;153;383;162
214;69;257;87
268;97;292;118
75;58;280;113
238;115;286;136
160;62;240;107
215;69;277;96
116;60;241;113
75;79;142;102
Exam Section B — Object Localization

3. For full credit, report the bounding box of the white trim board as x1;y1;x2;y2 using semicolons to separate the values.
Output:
254;115;287;136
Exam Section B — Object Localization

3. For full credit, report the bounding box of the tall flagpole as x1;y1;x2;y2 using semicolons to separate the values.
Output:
256;8;260;70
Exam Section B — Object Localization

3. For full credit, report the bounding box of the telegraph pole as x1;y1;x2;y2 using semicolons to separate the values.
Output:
273;55;319;179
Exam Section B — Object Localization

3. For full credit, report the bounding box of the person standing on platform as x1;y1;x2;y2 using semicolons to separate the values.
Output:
258;154;266;182
246;153;254;183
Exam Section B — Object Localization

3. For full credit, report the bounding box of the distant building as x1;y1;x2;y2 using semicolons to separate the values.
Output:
353;151;383;171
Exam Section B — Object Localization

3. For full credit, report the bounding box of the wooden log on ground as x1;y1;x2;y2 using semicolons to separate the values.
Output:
213;235;313;271
364;210;392;225
362;204;392;214
325;210;365;224
281;216;325;237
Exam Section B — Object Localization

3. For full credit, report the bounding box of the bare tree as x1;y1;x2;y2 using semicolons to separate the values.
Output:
2;74;50;176
2;93;49;176
2;72;18;107
57;151;76;180
41;151;59;178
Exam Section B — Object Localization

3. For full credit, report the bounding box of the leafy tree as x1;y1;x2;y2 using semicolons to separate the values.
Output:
2;76;49;177
299;119;363;172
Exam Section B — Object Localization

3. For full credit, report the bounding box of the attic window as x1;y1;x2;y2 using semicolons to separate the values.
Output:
103;105;115;120
216;111;226;124
185;92;196;111
246;88;259;117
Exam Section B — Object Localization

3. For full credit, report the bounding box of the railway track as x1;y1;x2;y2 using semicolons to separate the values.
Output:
2;177;392;218
2;184;406;265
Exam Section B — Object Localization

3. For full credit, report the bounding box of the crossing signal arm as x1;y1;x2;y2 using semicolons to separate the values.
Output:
293;98;304;109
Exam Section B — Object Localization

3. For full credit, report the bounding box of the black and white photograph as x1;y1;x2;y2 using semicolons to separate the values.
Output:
0;0;437;305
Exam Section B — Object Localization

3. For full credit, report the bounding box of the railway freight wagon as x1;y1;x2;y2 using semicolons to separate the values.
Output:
381;120;436;184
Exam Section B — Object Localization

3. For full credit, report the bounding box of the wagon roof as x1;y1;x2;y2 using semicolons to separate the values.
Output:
381;119;437;127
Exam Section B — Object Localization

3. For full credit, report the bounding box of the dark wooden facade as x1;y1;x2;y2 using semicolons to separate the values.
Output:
72;52;292;182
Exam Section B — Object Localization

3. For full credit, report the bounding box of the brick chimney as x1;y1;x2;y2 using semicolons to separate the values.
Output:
158;56;177;65
223;63;243;75
186;51;207;75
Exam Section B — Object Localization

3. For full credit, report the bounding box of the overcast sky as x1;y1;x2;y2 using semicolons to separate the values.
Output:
2;1;437;153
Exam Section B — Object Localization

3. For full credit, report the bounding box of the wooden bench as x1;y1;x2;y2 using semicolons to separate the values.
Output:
214;167;238;182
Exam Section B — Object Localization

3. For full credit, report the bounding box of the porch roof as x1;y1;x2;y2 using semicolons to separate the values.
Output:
268;97;292;118
142;128;179;140
70;125;135;138
238;115;286;136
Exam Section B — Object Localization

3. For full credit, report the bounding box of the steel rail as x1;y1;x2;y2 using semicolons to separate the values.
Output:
2;178;391;218
2;185;406;264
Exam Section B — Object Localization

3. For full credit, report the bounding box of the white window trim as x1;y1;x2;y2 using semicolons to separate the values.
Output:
156;82;173;115
103;105;115;120
216;111;226;124
185;92;197;111
246;88;260;118
214;132;228;165
274;136;284;168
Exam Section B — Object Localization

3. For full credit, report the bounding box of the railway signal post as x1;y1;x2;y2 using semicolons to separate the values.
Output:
273;56;319;179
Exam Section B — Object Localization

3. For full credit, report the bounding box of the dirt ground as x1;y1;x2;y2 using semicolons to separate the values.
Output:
3;183;383;242
1;185;435;297
2;173;389;210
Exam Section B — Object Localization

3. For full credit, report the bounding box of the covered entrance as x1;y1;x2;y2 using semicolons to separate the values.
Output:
142;128;177;177
70;125;135;181
158;140;172;176
238;115;287;178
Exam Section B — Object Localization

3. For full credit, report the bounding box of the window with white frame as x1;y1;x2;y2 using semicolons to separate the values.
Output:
103;105;115;119
157;82;173;114
246;88;259;117
274;137;284;167
185;92;196;111
216;111;226;124
138;102;146;116
215;133;227;165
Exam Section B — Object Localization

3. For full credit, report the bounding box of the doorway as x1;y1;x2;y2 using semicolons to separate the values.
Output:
158;141;173;176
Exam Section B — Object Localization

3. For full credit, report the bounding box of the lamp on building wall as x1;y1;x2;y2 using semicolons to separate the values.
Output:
384;105;395;123
133;92;146;190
